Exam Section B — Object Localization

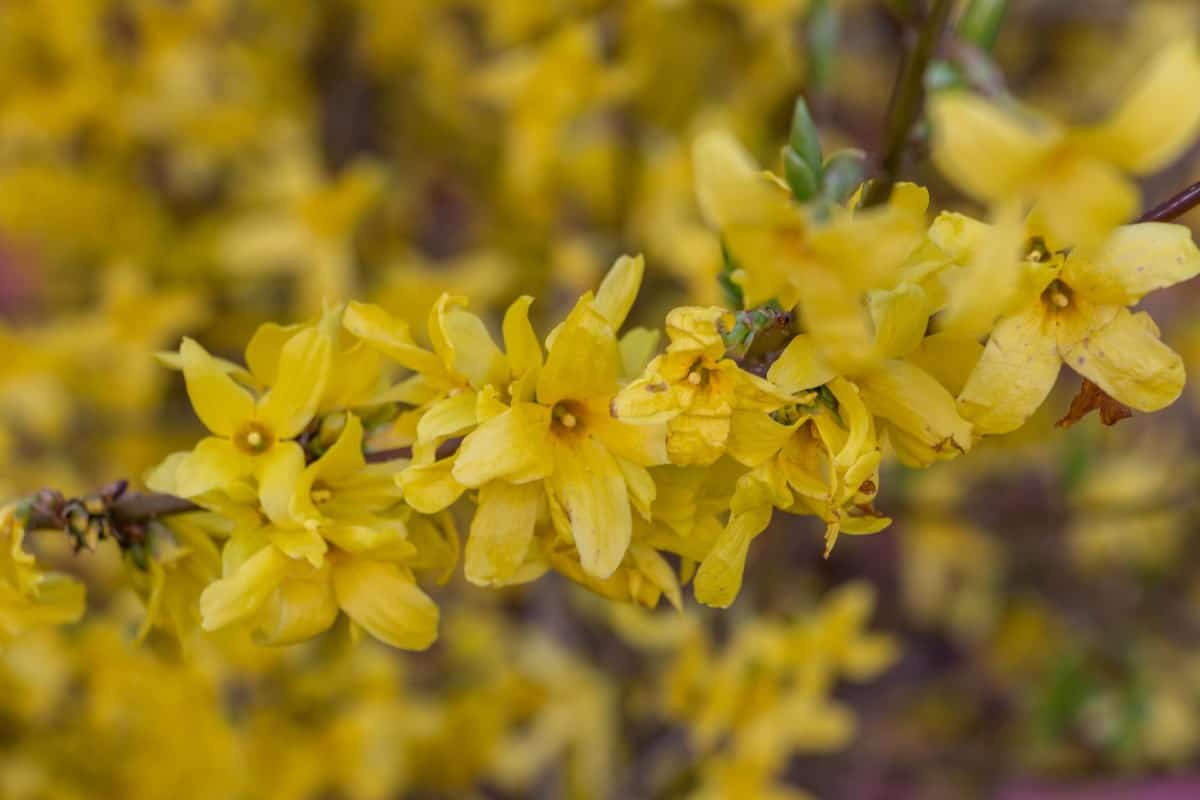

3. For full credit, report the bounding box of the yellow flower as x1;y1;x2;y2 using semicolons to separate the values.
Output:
693;130;938;373
199;523;438;650
692;378;887;607
930;36;1200;245
164;325;332;507
449;255;668;581
957;223;1200;433
0;504;85;638
613;306;795;465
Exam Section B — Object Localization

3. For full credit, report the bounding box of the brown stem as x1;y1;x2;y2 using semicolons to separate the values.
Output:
861;0;954;207
364;437;461;464
1139;181;1200;223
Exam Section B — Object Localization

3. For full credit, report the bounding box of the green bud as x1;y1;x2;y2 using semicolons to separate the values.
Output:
783;148;820;203
788;97;823;177
820;149;865;204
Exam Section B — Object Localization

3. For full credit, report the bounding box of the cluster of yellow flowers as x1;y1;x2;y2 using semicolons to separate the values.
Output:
8;0;1200;792
7;31;1200;655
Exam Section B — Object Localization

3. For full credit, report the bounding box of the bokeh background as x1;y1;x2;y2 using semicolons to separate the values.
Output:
2;1;1200;798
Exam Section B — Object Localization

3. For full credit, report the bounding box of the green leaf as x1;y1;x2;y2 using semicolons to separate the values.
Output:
783;148;820;202
958;0;1007;52
788;96;823;177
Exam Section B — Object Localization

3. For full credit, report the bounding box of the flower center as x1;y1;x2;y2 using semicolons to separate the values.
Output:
233;421;276;454
551;401;585;435
1041;279;1073;311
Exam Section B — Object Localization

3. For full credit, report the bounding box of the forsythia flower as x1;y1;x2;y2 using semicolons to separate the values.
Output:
450;255;668;581
0;504;85;638
166;326;332;502
955;223;1200;433
930;37;1200;245
613;306;795;465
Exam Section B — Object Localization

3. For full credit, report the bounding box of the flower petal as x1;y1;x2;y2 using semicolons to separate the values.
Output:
552;435;631;579
332;559;439;650
858;360;973;455
399;456;466;514
536;298;621;406
180;337;256;436
1063;223;1200;306
257;327;332;439
452;402;554;486
1060;307;1184;412
958;304;1060;434
416;391;479;446
200;543;290;631
694;503;772;608
1073;36;1200;174
343;301;445;377
175;436;255;497
430;295;507;389
767;335;837;394
244;322;303;387
594;254;644;330
464;480;541;586
929;92;1057;201
257;442;307;526
502;295;543;376
255;571;338;646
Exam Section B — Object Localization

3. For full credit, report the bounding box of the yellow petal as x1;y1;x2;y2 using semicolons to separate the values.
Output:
613;457;653;522
257;327;332;439
175;436;255;497
332;559;439;650
399;456;466;514
869;282;929;360
1059;307;1184;412
255;572;338;646
667;411;731;466
612;371;681;424
416;392;479;445
502;295;543;376
552;435;631;578
594;254;644;330
858;360;973;456
1073;37;1200;174
618;327;661;380
452;402;554;486
692;130;794;229
629;544;682;611
257;442;307;526
537;298;621;406
694;503;772;608
200;543;290;631
269;526;327;569
244;322;303;387
180;337;256;436
768;335;837;393
343;301;445;377
464;481;541;586
312;412;366;482
958;304;1060;434
1063;223;1200;306
1028;156;1139;248
727;410;796;467
929;92;1057;201
587;408;669;466
431;295;507;389
906;332;984;397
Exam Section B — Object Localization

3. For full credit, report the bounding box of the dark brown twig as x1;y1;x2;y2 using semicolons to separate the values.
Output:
1138;180;1200;223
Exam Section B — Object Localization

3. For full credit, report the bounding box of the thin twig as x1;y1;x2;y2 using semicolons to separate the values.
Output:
861;0;954;207
1138;180;1200;223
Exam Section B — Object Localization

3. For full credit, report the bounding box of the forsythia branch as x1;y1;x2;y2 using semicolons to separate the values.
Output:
861;0;954;207
1139;180;1200;223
